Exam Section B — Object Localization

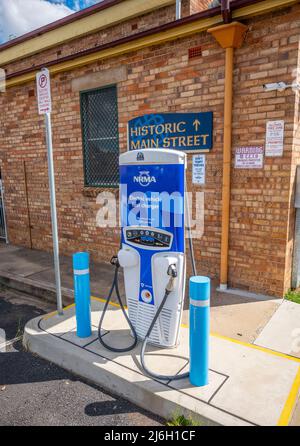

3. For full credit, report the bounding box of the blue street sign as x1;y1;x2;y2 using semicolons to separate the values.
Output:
128;112;213;152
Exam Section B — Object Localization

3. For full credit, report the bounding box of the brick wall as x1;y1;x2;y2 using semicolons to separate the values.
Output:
229;8;300;295
190;0;213;14
1;4;300;297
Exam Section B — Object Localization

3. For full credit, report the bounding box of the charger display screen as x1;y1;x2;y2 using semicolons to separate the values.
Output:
126;229;172;248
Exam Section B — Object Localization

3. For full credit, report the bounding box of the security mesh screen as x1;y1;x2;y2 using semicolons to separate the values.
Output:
81;86;119;187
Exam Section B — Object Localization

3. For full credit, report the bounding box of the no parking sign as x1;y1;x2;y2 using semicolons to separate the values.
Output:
36;68;52;115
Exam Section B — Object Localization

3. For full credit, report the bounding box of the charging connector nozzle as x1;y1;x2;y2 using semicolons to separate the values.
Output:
166;264;177;292
167;264;177;277
110;256;120;268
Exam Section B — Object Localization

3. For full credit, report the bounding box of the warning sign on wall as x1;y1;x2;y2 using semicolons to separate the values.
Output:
265;120;285;157
235;146;264;169
192;154;206;185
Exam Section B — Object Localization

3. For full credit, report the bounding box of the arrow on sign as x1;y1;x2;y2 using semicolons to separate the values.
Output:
193;119;201;131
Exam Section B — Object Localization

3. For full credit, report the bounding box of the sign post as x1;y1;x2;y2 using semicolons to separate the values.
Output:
36;68;63;315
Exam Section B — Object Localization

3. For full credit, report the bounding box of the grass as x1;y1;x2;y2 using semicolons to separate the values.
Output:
15;318;24;339
285;289;300;305
167;414;203;427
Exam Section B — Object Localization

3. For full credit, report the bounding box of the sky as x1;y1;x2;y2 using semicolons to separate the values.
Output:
0;0;102;44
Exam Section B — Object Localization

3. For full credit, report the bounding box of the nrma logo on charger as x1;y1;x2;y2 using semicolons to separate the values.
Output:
133;170;157;187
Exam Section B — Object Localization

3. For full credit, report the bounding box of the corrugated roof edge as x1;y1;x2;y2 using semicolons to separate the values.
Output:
0;0;266;53
4;0;294;81
5;4;221;80
0;0;124;52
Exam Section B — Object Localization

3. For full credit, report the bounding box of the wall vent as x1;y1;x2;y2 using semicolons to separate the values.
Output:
189;45;202;59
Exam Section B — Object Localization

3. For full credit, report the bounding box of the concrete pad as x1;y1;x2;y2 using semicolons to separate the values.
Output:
168;369;228;403
39;306;76;335
210;336;299;426
23;301;300;426
181;282;280;343
40;300;109;339
207;294;280;344
291;393;300;426
90;300;129;331
24;314;249;426
88;299;189;377
61;325;106;347
255;300;300;358
87;335;189;379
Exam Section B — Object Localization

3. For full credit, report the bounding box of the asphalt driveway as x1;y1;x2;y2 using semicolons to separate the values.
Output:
0;286;163;426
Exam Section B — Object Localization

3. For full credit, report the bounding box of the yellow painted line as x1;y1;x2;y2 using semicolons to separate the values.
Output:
42;310;58;320
277;367;300;426
91;295;126;309
210;331;300;364
63;303;76;311
42;297;119;320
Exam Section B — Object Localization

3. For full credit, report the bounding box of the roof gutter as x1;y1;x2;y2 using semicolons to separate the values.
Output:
0;0;176;66
5;4;222;80
3;0;298;88
0;0;125;52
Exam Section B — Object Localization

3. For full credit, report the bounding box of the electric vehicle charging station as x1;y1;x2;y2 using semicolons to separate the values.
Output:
97;147;210;384
98;148;196;381
119;149;186;348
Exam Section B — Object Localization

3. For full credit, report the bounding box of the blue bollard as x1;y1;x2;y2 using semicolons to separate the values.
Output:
73;252;92;338
189;276;210;387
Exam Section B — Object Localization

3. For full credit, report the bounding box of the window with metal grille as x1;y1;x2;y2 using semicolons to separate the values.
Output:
80;85;119;187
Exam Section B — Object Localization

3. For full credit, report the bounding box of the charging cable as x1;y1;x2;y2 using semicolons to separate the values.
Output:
140;264;189;381
97;256;138;353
